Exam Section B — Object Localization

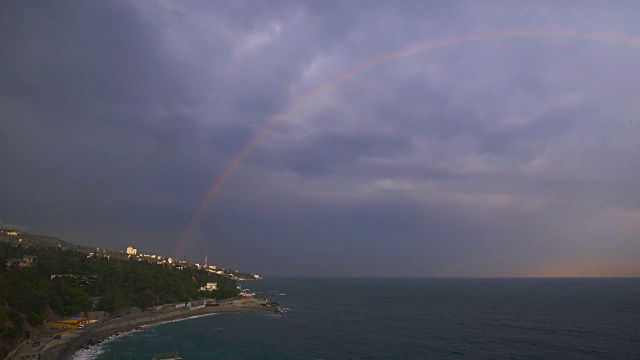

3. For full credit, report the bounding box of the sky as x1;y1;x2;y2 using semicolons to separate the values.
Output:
1;0;639;277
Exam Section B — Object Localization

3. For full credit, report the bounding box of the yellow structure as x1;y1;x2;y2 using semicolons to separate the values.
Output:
46;317;92;329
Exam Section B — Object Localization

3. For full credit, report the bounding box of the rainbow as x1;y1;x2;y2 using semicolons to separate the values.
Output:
173;29;640;258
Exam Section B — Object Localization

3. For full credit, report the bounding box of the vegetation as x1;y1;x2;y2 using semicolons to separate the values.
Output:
0;228;94;252
0;238;240;356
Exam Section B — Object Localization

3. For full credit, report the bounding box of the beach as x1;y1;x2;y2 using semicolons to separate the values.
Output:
8;298;278;360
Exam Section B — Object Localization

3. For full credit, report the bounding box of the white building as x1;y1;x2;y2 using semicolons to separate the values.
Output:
200;282;218;291
126;246;137;255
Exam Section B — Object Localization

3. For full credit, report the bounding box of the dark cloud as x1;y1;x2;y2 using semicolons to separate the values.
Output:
281;131;413;175
1;0;639;276
1;1;188;111
206;125;255;154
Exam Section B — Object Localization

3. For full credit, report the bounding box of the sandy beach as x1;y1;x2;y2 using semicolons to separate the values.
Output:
9;298;278;360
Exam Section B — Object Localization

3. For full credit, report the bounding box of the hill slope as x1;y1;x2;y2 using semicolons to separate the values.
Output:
0;230;243;357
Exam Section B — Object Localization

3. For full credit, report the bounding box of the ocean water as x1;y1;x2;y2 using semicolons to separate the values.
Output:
74;278;640;359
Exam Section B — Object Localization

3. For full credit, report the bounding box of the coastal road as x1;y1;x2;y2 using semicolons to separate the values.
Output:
7;327;87;360
6;337;47;360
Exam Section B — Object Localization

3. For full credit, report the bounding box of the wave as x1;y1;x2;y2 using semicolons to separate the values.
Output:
70;326;150;360
71;345;104;360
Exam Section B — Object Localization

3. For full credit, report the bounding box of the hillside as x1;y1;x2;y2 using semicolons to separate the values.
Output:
0;231;246;358
0;229;94;253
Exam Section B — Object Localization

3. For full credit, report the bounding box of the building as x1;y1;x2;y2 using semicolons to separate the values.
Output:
200;282;218;291
5;255;38;268
47;317;92;329
126;246;137;255
23;255;38;266
5;259;23;268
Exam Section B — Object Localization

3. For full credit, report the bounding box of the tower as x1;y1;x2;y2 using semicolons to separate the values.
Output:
204;253;208;268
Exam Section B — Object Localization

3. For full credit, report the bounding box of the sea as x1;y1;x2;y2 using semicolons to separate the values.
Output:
72;278;640;359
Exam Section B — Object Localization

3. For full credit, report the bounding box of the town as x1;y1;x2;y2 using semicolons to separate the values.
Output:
1;229;263;282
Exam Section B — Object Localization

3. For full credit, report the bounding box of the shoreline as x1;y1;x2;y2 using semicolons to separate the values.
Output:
70;311;230;358
36;298;279;360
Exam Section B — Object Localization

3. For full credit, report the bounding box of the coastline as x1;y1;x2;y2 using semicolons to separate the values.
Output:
33;299;277;360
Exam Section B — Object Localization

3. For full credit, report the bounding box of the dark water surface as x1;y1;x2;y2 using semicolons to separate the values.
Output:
79;278;640;359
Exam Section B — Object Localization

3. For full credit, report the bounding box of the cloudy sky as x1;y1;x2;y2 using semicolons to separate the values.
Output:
1;0;639;277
